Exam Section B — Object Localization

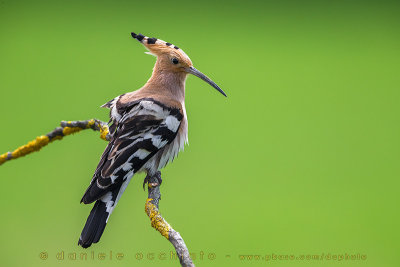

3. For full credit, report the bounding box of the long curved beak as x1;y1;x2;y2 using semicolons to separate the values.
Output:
186;66;227;97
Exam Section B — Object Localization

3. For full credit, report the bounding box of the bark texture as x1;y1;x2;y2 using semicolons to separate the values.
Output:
145;172;195;267
0;119;109;165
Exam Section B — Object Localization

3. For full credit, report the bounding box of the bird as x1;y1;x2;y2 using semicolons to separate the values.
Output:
77;32;226;248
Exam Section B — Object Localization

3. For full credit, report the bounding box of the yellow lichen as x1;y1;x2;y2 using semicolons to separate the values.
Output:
0;119;110;166
62;127;82;136
99;126;109;141
11;135;50;159
145;198;171;239
0;153;8;164
86;119;95;128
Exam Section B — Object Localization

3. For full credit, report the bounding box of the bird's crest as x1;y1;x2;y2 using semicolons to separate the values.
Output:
131;32;181;50
130;31;226;97
131;32;192;65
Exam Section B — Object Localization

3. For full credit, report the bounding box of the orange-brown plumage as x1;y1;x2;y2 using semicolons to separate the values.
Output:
78;32;225;249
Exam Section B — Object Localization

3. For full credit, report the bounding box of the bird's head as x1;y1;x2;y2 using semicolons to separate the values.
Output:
131;32;226;97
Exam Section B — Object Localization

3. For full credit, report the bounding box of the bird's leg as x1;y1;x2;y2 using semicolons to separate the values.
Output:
143;171;162;190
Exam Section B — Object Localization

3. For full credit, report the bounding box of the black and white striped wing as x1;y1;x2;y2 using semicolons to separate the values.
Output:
81;99;183;204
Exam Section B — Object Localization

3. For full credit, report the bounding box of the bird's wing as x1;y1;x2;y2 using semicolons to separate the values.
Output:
81;98;183;204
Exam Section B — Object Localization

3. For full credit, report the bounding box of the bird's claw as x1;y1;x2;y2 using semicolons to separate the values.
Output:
143;171;162;190
142;176;149;191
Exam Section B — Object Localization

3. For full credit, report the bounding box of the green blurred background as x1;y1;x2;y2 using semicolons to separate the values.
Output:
1;0;399;266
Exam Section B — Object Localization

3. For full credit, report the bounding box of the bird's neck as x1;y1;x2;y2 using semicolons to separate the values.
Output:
145;60;187;103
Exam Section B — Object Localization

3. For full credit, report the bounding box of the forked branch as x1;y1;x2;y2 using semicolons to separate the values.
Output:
0;119;194;267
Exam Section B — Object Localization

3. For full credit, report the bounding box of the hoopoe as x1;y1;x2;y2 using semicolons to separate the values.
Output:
78;32;226;248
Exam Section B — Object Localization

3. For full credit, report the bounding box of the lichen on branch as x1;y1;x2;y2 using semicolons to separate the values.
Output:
144;172;194;267
1;118;194;267
0;119;109;165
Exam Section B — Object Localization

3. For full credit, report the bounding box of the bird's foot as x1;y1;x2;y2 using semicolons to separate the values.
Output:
143;171;162;190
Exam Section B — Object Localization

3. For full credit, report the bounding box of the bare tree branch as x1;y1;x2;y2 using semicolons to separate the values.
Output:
0;119;110;165
145;172;195;267
1;119;194;267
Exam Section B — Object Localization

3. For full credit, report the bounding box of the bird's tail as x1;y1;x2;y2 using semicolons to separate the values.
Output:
78;185;121;248
78;200;108;248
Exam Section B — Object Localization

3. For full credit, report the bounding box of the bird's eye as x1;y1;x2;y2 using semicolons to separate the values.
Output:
172;58;179;64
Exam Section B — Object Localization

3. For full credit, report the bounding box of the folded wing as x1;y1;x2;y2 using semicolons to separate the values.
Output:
81;98;183;204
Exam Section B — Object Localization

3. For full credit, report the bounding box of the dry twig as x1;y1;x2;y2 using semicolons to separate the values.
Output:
144;172;194;267
0;119;194;267
0;119;110;165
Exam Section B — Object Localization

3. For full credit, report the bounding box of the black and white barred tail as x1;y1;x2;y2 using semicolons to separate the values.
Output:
78;185;121;248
